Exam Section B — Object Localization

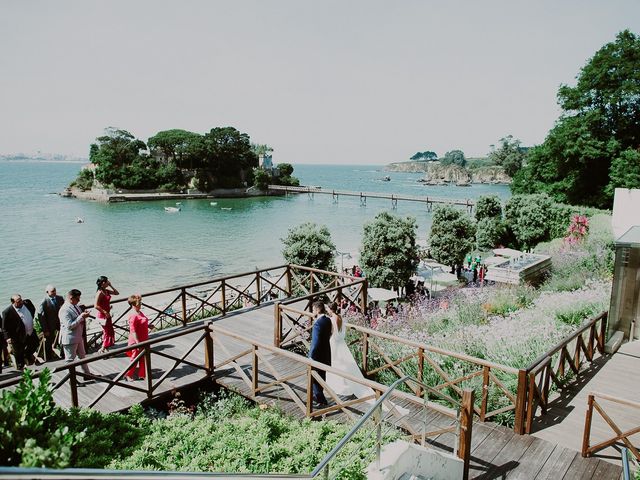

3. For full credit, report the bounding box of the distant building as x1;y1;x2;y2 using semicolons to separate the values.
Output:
259;153;273;169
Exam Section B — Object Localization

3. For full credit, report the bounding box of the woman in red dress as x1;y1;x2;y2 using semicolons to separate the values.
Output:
94;276;119;353
125;294;153;381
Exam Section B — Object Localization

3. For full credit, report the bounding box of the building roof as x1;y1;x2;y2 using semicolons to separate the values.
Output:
615;225;640;247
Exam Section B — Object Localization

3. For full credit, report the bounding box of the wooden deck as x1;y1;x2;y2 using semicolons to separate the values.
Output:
0;303;625;478
531;339;640;463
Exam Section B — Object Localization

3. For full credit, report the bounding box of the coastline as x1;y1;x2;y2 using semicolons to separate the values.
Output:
63;186;280;203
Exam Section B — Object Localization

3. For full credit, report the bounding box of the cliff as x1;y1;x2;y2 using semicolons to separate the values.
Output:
385;161;511;184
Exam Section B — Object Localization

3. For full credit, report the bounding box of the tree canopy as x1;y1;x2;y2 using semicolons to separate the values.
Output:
359;212;419;290
440;150;466;167
488;136;527;177
512;30;640;208
410;151;438;161
428;205;476;269
281;223;336;271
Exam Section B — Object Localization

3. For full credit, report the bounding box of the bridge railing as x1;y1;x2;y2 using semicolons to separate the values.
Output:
519;311;608;434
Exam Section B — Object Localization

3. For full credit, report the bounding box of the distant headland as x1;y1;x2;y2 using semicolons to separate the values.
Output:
0;153;87;163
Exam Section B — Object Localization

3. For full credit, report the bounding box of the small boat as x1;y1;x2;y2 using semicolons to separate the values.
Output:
381;176;391;182
164;207;181;212
176;202;182;205
210;202;218;206
221;207;232;211
456;181;472;187
76;217;84;223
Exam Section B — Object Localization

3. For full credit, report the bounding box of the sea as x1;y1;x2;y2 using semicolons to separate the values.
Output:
0;161;511;302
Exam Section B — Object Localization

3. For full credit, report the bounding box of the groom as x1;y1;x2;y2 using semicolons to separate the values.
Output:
309;301;332;407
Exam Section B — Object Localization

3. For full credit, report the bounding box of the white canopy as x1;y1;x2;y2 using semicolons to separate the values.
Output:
493;248;523;258
367;287;398;302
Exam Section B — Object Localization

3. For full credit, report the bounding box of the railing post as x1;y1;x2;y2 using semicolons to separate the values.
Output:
306;365;313;417
286;265;293;297
582;394;594;457
374;390;382;469
274;302;282;348
514;368;527;434
598;313;607;354
310;274;315;295
362;332;369;374
69;366;79;408
181;287;187;326
458;389;474;480
256;271;261;306
221;280;226;316
145;345;152;398
360;280;368;315
204;322;214;375
417;347;424;398
252;345;259;395
480;366;490;422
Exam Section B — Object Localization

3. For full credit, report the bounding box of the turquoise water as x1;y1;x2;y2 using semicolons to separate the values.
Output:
0;161;510;301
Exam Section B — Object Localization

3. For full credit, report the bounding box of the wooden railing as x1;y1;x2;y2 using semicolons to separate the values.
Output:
582;391;640;461
79;264;355;352
273;299;517;429
0;322;215;409
519;311;608;434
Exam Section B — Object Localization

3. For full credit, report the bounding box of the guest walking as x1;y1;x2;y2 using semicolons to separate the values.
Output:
125;294;153;381
94;276;119;353
59;289;91;377
37;285;64;361
1;295;40;369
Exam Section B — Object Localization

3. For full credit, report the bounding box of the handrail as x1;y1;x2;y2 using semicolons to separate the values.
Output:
279;279;367;307
525;311;607;372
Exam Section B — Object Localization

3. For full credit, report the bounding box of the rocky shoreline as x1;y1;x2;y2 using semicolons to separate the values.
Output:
385;161;511;185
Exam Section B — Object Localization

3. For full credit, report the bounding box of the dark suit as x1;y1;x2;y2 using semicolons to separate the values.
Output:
1;300;38;368
37;295;64;360
309;313;332;404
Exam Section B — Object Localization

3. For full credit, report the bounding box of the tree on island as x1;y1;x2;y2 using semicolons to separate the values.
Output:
512;30;640;208
281;223;336;271
488;136;527;177
359;212;419;290
410;151;438;161
428;205;476;273
440;150;466;167
80;126;259;192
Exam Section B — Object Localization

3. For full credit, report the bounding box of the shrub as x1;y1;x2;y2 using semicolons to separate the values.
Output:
476;218;507;250
429;205;476;270
281;223;336;271
475;195;502;221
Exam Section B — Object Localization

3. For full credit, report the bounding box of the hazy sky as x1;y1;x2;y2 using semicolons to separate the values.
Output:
1;1;639;164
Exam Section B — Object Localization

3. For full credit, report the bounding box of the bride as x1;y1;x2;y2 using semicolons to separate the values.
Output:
325;302;408;417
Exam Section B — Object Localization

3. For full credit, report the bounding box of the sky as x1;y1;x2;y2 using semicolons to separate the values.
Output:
1;1;639;165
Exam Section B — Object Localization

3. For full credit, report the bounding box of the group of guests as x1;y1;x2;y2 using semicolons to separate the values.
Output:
465;254;489;284
0;276;152;382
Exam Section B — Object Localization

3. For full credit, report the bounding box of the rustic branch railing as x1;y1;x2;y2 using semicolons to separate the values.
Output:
77;264;356;352
0;322;215;409
582;391;640;461
518;311;608;434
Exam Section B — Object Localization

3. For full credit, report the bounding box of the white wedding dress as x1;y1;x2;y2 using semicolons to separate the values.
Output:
326;315;409;417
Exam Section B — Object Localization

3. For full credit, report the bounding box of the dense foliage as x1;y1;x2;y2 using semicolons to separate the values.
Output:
440;149;466;167
359;212;419;290
281;223;336;271
474;195;503;221
476;217;507;251
1;375;397;478
409;150;438;161
253;163;300;191
488;136;527;177
428;205;476;270
512;30;640;208
81;126;259;191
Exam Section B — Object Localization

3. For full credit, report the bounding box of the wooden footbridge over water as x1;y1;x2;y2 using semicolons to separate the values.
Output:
268;185;476;213
1;265;636;479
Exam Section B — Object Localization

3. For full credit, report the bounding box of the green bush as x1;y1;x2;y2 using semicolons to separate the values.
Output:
475;195;502;221
71;168;94;190
476;218;506;250
0;369;83;468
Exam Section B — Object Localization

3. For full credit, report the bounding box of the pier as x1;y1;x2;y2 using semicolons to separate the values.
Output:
268;185;475;212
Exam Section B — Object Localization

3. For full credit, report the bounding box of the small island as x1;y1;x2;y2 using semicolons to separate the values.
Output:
66;127;299;202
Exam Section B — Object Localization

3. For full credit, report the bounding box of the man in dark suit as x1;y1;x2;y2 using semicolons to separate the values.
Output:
37;285;64;361
1;294;39;369
309;301;332;407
